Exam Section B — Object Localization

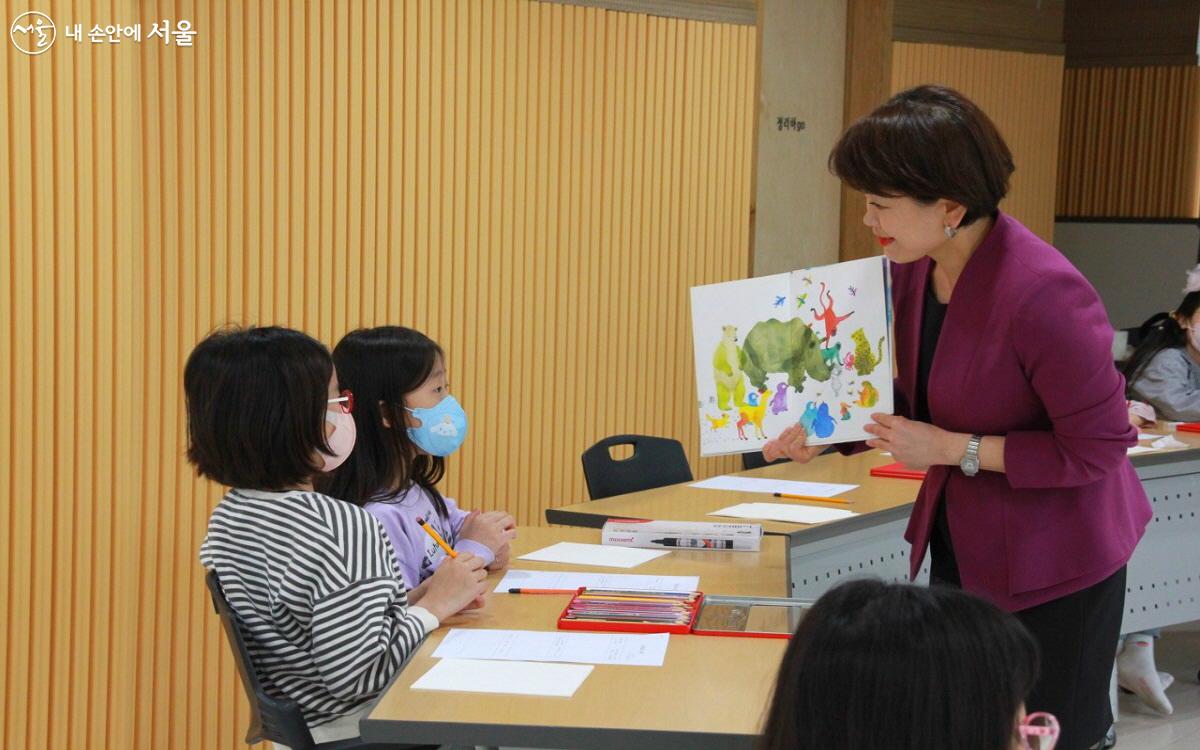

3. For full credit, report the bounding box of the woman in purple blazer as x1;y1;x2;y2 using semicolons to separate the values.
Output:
763;86;1151;750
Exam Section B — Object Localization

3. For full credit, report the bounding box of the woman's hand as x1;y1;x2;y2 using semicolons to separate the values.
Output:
761;425;825;464
864;413;961;470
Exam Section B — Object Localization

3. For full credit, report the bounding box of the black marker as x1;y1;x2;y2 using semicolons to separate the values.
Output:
650;537;734;549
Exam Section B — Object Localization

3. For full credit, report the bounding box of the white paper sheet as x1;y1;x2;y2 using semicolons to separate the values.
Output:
518;542;669;569
1136;433;1161;441
1127;446;1158;455
709;502;857;525
411;657;593;697
494;569;700;594
690;475;858;497
432;628;671;667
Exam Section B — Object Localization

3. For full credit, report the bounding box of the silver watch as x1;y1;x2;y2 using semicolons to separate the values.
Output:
960;434;982;476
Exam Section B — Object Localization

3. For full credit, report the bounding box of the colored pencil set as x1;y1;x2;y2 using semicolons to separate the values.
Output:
558;588;703;634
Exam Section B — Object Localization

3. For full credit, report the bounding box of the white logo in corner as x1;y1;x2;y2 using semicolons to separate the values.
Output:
10;11;56;55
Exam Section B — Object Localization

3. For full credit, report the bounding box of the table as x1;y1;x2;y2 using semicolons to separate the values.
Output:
361;527;791;749
547;432;1200;632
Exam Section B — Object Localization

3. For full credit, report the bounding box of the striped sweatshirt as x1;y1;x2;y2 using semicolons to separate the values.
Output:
199;488;438;728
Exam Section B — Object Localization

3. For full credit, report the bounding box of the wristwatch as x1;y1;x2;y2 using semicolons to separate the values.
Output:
960;434;983;477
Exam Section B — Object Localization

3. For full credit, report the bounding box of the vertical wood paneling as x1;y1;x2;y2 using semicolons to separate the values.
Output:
2;1;753;747
889;41;1064;242
1058;66;1200;219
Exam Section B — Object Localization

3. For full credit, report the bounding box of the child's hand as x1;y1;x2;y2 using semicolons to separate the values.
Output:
460;510;518;554
481;510;517;531
418;552;489;622
488;542;512;571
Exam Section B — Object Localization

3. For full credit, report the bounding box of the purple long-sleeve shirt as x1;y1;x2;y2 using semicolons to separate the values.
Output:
363;485;495;590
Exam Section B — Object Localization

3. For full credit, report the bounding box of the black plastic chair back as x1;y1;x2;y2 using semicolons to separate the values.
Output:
206;571;318;750
741;452;792;471
581;434;694;500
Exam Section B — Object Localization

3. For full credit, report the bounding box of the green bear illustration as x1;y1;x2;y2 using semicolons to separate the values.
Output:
742;318;831;393
712;325;748;411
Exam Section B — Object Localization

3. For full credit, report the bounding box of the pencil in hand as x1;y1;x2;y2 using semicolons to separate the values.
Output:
416;516;458;558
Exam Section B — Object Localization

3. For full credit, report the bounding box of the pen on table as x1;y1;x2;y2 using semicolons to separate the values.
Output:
415;517;457;558
508;588;577;595
772;492;854;504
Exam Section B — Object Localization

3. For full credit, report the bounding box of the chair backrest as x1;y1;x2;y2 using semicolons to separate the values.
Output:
740;452;791;471
206;570;316;750
580;434;694;500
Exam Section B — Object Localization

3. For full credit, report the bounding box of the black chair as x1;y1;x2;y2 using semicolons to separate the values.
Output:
581;434;694;500
740;452;791;471
205;571;408;750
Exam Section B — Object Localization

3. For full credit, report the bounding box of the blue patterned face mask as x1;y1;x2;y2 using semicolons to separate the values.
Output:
405;396;468;456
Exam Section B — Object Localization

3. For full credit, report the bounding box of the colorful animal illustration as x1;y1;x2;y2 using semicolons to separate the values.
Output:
843;352;856;370
705;413;730;430
850;327;885;376
712;325;748;411
802;275;813;285
820;342;842;367
736;390;769;440
800;401;820;435
839;402;852;420
799;401;836;438
856;381;879;408
741;317;831;393
796;293;808;307
770;382;790;415
774;295;786;307
810;282;854;345
848;285;857;296
812;403;836;438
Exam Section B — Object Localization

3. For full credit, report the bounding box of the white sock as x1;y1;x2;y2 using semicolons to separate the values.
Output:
1117;634;1173;715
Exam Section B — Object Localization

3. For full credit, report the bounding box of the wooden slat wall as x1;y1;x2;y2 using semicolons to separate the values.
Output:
1057;66;1200;218
890;42;1065;242
1;1;754;747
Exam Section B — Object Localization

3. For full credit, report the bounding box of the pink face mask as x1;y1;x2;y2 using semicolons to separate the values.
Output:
321;396;357;472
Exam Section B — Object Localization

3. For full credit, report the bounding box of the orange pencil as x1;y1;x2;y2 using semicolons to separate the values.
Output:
415;517;457;558
772;492;854;505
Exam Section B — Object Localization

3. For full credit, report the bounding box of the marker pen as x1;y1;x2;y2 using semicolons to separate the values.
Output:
650;537;734;549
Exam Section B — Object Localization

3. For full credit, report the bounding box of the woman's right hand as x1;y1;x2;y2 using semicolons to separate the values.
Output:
761;425;824;464
417;552;489;622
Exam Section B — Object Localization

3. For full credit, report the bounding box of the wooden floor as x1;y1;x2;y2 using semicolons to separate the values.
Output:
1118;623;1200;749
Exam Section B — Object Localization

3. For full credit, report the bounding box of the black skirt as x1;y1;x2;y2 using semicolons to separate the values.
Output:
930;501;1125;750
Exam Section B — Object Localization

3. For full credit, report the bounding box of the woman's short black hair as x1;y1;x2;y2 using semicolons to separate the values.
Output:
184;325;334;490
760;579;1039;750
829;85;1015;226
319;326;450;517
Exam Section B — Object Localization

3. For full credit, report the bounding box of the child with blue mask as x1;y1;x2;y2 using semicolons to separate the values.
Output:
320;326;516;590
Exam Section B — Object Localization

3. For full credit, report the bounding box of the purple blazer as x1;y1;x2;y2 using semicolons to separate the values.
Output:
892;213;1150;612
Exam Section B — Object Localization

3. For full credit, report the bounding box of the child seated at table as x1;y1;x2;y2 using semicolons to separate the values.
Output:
760;579;1058;750
320;326;515;588
190;326;488;747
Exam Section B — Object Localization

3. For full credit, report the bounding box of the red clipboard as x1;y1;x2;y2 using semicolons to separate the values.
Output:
869;461;927;480
1176;422;1200;434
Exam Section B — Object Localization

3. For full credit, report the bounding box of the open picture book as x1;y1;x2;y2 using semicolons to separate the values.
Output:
690;257;894;456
